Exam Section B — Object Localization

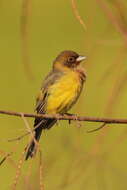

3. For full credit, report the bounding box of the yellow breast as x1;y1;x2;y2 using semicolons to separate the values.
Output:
46;70;83;114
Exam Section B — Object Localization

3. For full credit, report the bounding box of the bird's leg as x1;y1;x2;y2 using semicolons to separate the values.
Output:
65;113;82;128
64;113;77;125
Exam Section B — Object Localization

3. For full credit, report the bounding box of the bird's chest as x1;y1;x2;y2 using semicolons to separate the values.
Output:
46;71;83;113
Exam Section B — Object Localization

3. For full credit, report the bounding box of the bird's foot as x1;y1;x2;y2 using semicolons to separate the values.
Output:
64;113;77;125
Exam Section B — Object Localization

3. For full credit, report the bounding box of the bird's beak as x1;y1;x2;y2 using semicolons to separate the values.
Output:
76;55;86;63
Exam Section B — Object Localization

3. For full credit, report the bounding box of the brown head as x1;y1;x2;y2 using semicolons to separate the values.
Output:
53;50;86;70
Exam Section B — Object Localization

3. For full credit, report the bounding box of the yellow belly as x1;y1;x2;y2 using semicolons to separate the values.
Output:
46;71;82;114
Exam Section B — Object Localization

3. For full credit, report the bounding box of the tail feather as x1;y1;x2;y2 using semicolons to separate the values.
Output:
25;118;56;160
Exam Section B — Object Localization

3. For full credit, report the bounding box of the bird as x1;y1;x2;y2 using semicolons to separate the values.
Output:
25;50;86;160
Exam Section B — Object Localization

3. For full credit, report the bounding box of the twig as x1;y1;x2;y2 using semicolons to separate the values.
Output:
39;151;44;190
8;133;29;142
21;0;34;80
21;114;35;139
1;109;127;124
11;115;41;189
96;0;127;46
87;123;107;133
0;152;13;166
71;0;87;31
0;143;22;168
23;160;33;190
8;120;49;142
12;148;26;190
21;114;40;158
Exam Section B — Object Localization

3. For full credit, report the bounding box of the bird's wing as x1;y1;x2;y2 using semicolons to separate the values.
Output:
35;70;63;114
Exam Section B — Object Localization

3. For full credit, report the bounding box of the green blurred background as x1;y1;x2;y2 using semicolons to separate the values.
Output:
1;0;127;189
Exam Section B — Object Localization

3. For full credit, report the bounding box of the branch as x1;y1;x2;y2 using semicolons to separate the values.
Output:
0;109;127;124
21;0;34;80
71;0;87;31
96;0;127;46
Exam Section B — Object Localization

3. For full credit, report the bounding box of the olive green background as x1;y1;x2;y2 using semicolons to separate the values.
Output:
1;0;127;189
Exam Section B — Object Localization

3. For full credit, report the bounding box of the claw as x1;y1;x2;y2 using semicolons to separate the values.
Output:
64;113;76;125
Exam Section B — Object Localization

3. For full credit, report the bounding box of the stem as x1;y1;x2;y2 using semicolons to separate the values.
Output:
0;109;127;124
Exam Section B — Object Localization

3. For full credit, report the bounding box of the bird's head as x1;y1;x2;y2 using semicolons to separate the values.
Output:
53;50;86;70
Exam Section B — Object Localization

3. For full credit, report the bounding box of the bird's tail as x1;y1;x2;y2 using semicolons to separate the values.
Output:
25;118;56;160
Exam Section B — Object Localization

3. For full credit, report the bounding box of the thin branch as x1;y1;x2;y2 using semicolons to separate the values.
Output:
0;149;17;168
87;123;107;133
71;0;87;31
0;152;13;166
39;151;45;190
21;114;40;158
21;0;34;80
8;133;29;142
12;148;26;190
1;109;127;124
96;0;127;46
8;120;51;142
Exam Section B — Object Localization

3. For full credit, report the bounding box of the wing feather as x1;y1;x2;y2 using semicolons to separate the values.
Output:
35;70;63;114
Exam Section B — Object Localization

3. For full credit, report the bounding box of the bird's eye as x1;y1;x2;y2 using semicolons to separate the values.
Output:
68;56;75;63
